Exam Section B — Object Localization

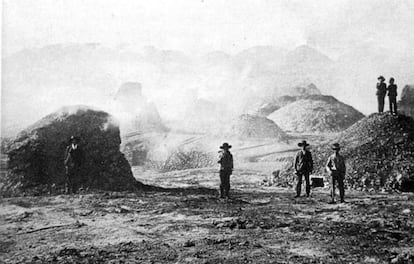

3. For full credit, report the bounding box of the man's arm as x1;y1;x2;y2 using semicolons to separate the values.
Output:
325;156;332;173
293;153;298;172
309;153;314;173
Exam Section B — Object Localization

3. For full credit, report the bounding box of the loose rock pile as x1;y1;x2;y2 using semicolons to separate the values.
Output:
4;106;144;195
280;113;414;192
268;95;365;133
229;114;287;140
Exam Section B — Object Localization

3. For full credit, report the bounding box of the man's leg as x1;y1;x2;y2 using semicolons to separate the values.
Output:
377;96;382;113
389;97;393;113
392;97;398;114
331;174;337;202
338;174;345;202
304;172;310;197
380;96;385;113
296;173;303;197
225;171;231;198
219;171;225;198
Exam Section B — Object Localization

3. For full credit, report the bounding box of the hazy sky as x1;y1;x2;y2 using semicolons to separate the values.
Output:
3;0;414;57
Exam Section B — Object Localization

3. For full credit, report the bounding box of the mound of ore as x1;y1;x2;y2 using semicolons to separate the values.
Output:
281;113;414;192
5;106;144;195
268;95;365;133
229;114;287;140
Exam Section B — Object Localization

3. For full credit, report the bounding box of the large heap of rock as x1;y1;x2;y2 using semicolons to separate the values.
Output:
229;114;287;140
398;85;414;118
255;83;322;117
268;95;364;133
280;113;414;192
4;106;144;195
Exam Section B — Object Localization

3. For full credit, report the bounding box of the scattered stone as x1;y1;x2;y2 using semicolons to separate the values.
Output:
183;240;195;247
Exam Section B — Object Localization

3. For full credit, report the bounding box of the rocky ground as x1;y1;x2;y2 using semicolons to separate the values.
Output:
1;168;413;264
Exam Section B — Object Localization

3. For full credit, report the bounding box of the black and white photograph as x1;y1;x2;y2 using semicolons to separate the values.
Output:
1;0;414;263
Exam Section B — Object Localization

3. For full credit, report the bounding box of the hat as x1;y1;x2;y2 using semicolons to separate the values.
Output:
219;142;232;149
298;140;310;147
69;135;80;142
332;143;341;150
378;75;385;81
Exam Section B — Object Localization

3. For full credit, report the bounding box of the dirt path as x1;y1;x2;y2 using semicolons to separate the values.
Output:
1;169;413;263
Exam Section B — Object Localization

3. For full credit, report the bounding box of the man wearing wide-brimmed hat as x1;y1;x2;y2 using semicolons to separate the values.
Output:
326;143;346;203
387;77;398;115
64;136;84;194
294;140;314;198
376;75;387;113
218;143;233;199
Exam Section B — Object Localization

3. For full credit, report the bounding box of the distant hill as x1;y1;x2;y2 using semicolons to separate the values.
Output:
3;42;413;137
268;95;364;133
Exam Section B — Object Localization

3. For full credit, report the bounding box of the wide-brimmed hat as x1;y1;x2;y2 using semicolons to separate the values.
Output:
377;75;385;81
298;140;310;147
219;142;232;149
69;135;80;142
332;143;341;150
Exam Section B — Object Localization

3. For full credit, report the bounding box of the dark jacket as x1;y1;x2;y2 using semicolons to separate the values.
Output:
376;82;387;96
218;151;233;171
294;150;313;174
64;145;84;168
326;153;346;175
387;84;397;97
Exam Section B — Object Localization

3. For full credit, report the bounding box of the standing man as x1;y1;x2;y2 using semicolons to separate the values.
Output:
376;76;387;113
294;140;313;198
218;143;233;199
387;77;398;115
326;143;346;203
64;136;84;194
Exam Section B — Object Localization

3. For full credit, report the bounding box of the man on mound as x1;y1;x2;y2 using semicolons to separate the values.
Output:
218;143;234;199
294;140;313;198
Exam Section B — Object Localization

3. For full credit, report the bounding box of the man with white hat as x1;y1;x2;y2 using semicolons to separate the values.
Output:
326;143;346;203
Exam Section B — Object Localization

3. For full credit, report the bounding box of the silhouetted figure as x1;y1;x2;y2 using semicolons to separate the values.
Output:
387;77;398;115
218;143;233;199
326;143;346;203
376;76;387;113
294;140;313;198
64;136;84;194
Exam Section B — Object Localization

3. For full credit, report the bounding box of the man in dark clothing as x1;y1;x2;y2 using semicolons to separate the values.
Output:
218;143;233;199
387;77;398;115
326;143;346;203
294;140;313;198
376;76;387;113
64;136;84;194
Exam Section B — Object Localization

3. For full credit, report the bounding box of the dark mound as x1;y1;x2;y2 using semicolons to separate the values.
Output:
268;95;365;133
313;113;414;191
229;114;287;140
399;85;414;118
4;106;144;195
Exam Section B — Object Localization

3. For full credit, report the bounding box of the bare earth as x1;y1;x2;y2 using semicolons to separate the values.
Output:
1;168;413;264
